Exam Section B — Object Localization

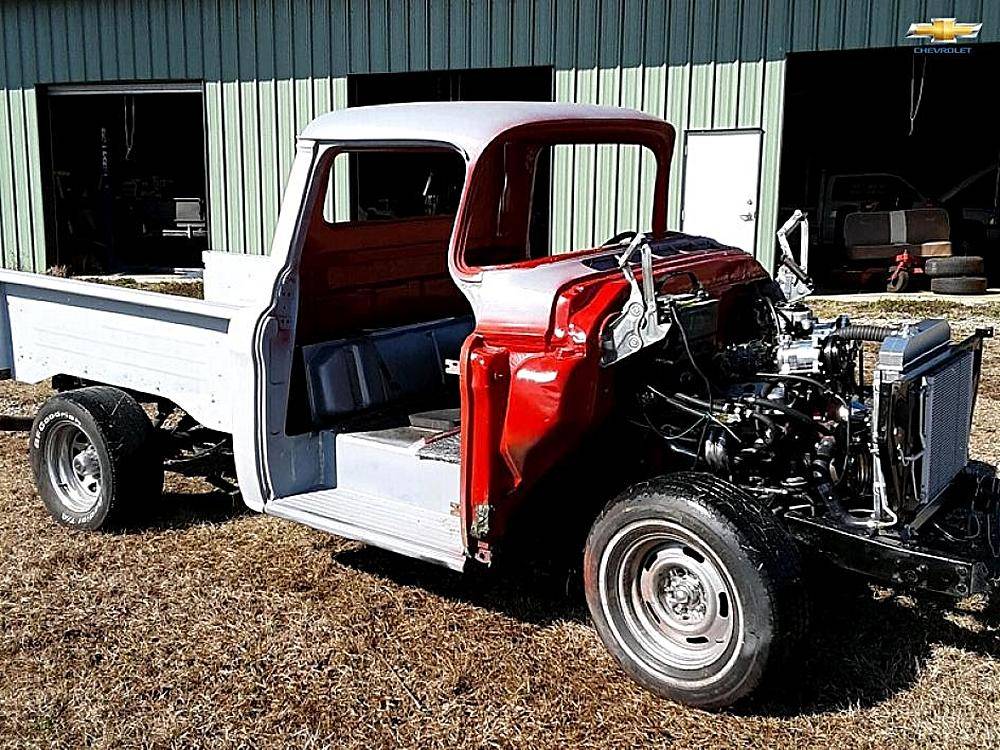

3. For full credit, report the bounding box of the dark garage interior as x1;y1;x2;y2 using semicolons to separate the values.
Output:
42;88;208;274
779;44;1000;291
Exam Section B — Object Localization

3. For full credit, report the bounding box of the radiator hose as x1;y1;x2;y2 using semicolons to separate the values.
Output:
832;324;901;342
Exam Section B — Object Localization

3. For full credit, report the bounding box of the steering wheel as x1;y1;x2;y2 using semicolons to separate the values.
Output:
601;230;637;247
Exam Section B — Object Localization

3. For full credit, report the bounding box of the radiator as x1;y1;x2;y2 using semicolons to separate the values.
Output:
920;349;975;504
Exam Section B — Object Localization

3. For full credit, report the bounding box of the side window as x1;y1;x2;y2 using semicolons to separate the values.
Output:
545;143;656;255
323;149;466;224
464;140;659;268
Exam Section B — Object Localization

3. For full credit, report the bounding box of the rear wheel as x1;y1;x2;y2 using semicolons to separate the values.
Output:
30;387;163;530
584;473;807;709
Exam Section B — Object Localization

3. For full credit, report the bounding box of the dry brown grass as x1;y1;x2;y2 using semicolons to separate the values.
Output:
2;299;1000;748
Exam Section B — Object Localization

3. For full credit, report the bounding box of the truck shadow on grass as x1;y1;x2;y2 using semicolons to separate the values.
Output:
332;541;1000;717
127;458;250;532
140;488;251;531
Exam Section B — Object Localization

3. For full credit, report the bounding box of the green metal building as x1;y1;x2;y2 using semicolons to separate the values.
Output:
1;0;997;275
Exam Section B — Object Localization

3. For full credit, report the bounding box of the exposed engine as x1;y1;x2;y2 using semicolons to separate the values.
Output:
621;282;993;544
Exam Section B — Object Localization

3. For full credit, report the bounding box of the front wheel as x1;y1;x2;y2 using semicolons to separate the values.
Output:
30;386;163;530
583;473;807;709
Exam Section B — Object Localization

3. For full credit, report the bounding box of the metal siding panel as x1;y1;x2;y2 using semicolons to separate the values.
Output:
350;0;370;72
184;0;205;77
532;0;552;66
617;0;644;232
448;0;469;69
205;83;228;252
130;0;152;79
222;78;245;254
955;0;984;32
711;61;737;128
257;0;281;254
843;0;872;48
49;2;70;83
687;11;717;131
469;0;490;69
638;0;667;230
292;2;313;134
428;0;449;69
148;0;171;78
114;0;137;80
7;89;35;270
219;0;244;253
389;0;410;72
202;0;227;252
311;0;332;94
571;0;599;251
512;0;533;66
275;0;297;195
408;0;430;71
369;0;390;73
981;1;1000;44
23;88;47;271
239;0;262;256
712;0;740;129
332;77;350;221
926;0;958;18
0;3;19;268
31;3;55;84
665;0;693;227
756;0;792;270
65;1;87;80
867;0;900;47
2;6;37;270
166;0;187;77
789;0;816;52
492;0;512;67
331;0;350;74
81;0;104;79
738;0;765;128
98;0;119;79
594;0;622;242
549;0;577;253
817;0;846;51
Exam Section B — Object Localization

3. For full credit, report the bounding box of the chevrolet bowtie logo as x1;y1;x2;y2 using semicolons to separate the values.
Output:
907;17;982;43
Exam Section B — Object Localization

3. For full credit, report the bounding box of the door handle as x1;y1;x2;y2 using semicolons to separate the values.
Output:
739;211;756;222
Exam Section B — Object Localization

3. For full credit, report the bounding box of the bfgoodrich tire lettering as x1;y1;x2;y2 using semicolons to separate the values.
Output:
583;473;807;709
30;387;163;530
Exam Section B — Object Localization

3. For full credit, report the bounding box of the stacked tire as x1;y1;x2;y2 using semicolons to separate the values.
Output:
925;256;988;295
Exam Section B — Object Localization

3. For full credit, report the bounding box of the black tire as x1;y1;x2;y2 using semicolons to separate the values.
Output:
925;256;985;278
930;275;988;295
30;386;163;530
584;472;807;709
886;269;910;293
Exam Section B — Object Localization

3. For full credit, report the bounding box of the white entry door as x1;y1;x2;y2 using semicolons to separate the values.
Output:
682;130;762;253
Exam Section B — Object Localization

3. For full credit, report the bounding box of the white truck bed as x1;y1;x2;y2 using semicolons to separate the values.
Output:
0;270;241;433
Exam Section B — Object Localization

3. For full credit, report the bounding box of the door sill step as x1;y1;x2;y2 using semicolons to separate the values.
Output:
267;487;467;572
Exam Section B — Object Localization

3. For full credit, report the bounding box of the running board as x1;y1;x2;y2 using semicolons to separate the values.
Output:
266;487;467;572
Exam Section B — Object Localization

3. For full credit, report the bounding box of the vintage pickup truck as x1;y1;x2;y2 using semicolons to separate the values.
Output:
3;102;998;709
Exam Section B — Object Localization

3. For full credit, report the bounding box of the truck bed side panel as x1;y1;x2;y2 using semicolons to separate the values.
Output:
0;272;238;433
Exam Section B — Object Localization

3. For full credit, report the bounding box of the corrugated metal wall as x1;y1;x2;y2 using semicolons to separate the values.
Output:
2;0;999;273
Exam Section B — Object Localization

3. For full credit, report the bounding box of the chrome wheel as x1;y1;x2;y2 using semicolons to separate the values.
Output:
600;519;742;682
44;421;103;515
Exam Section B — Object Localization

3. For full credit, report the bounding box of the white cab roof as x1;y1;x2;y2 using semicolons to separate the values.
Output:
299;101;664;156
